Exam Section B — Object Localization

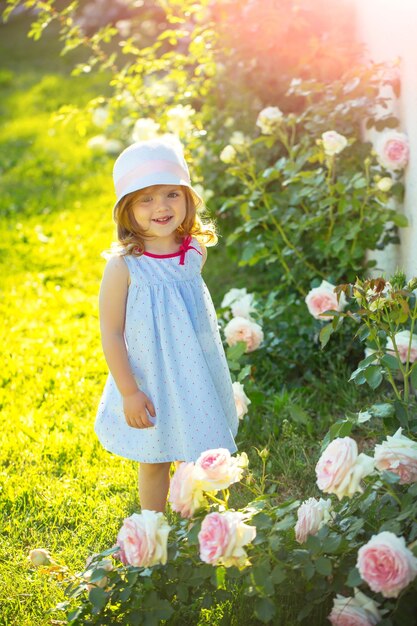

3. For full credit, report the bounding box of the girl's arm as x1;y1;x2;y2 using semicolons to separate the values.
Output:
99;256;155;428
99;255;137;396
200;243;207;269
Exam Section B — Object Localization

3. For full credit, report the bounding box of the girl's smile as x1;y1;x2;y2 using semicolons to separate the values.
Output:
132;184;187;243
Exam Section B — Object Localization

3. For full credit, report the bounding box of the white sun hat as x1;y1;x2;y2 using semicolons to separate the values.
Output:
112;137;204;213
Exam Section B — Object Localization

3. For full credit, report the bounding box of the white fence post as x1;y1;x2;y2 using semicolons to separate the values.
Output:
353;0;417;277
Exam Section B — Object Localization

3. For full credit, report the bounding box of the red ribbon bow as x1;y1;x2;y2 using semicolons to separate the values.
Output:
179;235;193;265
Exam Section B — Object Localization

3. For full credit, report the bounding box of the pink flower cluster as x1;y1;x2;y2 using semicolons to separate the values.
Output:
198;511;256;568
169;448;248;518
221;287;263;353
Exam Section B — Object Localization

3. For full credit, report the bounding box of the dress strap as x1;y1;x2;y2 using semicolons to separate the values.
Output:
179;235;202;265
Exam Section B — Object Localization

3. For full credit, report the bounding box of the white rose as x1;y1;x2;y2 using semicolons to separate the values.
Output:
295;497;332;544
321;131;348;157
220;145;237;164
256;106;284;135
87;134;108;151
329;588;382;626
166;105;195;135
192;184;214;203
376;177;393;192
232;381;251;420
221;288;249;309
374;428;417;484
231;293;256;320
131;118;160;142
229;131;249;147
336;453;375;499
92;106;109;128
104;139;124;155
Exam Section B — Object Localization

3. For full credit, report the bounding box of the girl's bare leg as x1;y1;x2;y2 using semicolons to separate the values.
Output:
138;462;171;512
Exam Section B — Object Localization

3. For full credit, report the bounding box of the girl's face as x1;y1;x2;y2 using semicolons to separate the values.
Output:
131;184;187;240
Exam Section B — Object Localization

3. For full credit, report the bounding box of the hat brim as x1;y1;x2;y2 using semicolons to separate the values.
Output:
113;176;205;213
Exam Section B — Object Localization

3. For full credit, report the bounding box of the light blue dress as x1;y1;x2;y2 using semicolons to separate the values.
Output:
95;235;238;463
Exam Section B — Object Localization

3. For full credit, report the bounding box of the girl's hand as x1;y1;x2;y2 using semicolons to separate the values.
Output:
122;390;156;429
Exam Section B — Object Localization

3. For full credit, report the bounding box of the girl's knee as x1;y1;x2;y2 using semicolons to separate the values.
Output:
139;461;171;477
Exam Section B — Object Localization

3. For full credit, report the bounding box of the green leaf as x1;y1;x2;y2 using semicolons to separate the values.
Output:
381;353;401;371
319;323;334;349
346;567;362;587
328;420;353;440
226;341;247;361
297;604;314;620
273;514;295;531
391;213;408;228
370;403;395;418
381;470;401;484
364;365;383;389
315;556;332;576
270;564;286;584
254;598;276;623
322;534;341;553
88;587;108;611
305;534;321;554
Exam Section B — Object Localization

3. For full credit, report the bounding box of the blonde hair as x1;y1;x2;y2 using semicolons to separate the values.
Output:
107;186;218;257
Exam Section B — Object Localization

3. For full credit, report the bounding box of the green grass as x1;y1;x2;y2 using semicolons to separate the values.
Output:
0;12;343;626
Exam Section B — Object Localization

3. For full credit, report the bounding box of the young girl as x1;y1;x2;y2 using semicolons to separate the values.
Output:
95;138;239;513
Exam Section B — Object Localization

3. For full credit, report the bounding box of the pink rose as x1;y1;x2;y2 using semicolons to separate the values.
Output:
374;428;417;484
223;316;263;352
357;531;417;598
305;280;346;320
315;437;374;500
294;497;331;544
386;330;417;364
194;448;248;490
328;589;381;626
168;462;206;518
116;510;171;567
375;131;409;171
198;511;256;568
